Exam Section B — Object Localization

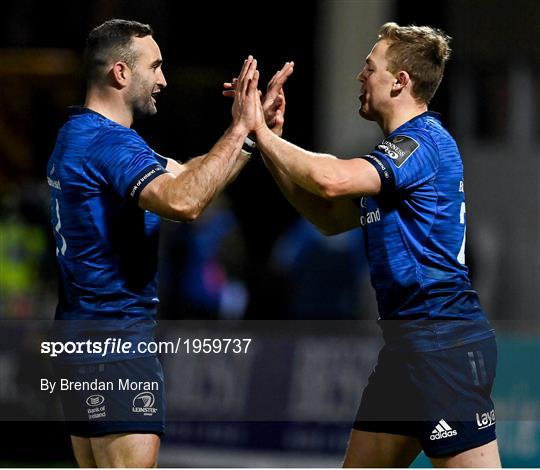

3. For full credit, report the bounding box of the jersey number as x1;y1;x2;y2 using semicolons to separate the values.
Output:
53;198;67;256
457;202;466;264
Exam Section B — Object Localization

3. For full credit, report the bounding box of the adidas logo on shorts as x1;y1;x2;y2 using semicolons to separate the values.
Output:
430;419;458;440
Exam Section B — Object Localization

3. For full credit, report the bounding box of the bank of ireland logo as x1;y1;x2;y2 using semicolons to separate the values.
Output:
86;394;106;420
86;395;105;407
132;392;157;416
360;197;368;208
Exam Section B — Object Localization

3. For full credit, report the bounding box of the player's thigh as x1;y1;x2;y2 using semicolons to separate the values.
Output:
90;432;161;468
430;439;501;468
343;429;422;468
71;435;97;468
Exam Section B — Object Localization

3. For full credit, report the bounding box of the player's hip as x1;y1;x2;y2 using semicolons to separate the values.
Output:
52;355;166;437
354;336;497;457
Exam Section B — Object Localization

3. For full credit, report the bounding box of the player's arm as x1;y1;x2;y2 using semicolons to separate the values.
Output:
255;74;362;234
163;157;187;175
139;127;250;222
165;151;248;183
139;56;258;222
254;125;381;199
241;65;377;234
262;152;361;235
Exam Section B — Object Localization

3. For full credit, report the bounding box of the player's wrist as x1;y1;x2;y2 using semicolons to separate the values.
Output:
242;136;257;153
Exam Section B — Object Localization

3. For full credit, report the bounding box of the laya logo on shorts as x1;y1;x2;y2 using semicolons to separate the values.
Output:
376;134;419;168
132;392;157;416
476;409;496;430
86;394;105;407
430;419;458;440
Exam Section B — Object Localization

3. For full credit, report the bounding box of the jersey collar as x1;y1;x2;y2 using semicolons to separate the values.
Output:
67;106;107;119
390;111;442;136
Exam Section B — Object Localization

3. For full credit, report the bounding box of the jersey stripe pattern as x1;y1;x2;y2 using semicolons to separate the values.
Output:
358;112;494;350
47;107;168;362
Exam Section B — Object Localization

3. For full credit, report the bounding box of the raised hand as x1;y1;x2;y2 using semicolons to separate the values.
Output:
224;61;294;136
231;56;264;134
263;62;294;135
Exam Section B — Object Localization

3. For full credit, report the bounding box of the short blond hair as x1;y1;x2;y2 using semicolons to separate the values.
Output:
378;22;451;104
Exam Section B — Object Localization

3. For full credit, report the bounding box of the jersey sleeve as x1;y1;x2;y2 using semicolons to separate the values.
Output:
361;130;439;193
88;128;168;201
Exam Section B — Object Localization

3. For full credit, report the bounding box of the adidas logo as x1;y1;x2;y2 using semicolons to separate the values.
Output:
430;419;458;440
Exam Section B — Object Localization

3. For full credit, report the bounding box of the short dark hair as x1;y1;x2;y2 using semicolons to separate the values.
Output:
84;19;154;84
378;22;451;104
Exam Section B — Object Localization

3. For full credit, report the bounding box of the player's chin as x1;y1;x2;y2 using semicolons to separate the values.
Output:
133;102;158;120
144;101;158;117
358;107;374;121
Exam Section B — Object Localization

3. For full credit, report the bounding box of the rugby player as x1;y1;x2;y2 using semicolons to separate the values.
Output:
241;23;500;467
47;19;265;467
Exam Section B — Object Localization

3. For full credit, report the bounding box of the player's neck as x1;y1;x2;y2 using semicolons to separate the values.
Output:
380;102;428;136
85;88;134;128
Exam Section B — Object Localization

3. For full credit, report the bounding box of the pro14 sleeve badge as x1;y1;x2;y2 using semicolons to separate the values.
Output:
376;135;419;168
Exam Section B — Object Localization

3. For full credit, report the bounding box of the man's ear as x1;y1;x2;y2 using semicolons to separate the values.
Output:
111;62;131;88
393;70;410;91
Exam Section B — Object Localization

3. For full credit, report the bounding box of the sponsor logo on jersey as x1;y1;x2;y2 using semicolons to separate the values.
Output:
363;154;392;182
476;409;496;430
376;134;419;168
430;419;458;440
360;208;380;227
132;392;157;416
129;166;163;198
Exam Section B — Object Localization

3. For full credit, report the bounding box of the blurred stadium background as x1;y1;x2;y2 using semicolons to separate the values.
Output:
0;0;539;467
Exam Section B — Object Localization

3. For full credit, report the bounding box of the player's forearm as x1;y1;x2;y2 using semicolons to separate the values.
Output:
255;126;341;199
261;153;348;235
165;126;247;220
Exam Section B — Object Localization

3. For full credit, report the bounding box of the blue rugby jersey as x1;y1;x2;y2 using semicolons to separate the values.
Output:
47;107;168;362
359;112;494;350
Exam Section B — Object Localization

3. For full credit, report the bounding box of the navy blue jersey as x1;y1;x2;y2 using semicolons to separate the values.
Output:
358;112;493;350
47;107;168;362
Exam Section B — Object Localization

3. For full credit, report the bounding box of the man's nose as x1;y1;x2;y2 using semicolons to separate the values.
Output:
158;71;167;88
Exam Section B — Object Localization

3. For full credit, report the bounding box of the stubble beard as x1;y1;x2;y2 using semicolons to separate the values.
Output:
128;76;157;120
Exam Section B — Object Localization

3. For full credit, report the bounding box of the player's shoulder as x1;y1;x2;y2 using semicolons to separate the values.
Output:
89;121;150;156
379;112;450;165
373;130;435;171
412;111;456;147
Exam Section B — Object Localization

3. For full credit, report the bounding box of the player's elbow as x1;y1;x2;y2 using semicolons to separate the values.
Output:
319;185;342;200
168;200;203;222
314;175;346;200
